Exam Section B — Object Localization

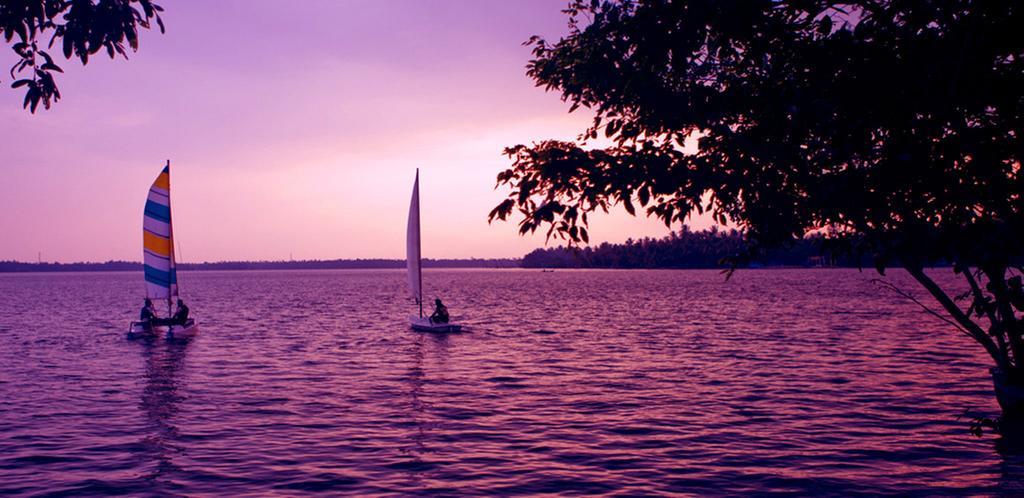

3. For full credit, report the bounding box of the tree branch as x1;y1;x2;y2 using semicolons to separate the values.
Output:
905;265;1010;370
873;278;972;336
963;268;1007;358
985;265;1024;366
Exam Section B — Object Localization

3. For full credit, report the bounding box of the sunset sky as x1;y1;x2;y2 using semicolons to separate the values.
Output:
0;1;706;263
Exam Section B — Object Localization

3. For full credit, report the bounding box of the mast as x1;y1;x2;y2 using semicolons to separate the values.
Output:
165;159;173;317
417;169;423;318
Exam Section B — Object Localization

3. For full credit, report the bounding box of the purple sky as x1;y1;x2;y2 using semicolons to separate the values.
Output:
0;1;705;263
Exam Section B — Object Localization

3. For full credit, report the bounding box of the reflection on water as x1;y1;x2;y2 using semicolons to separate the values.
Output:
137;339;189;492
399;334;446;488
994;425;1024;495
0;269;1022;495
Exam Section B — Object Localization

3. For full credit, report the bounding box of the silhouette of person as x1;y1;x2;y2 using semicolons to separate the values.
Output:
171;299;190;326
140;298;157;323
429;298;449;324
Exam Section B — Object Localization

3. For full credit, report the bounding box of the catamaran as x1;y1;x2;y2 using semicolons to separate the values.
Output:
127;161;199;340
407;169;462;333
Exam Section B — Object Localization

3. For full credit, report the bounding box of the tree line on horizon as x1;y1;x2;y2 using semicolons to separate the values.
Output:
521;227;863;269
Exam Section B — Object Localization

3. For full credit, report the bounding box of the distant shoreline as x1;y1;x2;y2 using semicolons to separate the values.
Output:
0;260;893;274
0;259;521;273
1;230;901;273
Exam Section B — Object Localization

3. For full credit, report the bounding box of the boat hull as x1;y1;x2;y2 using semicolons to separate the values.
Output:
409;317;462;333
167;319;199;340
126;321;159;340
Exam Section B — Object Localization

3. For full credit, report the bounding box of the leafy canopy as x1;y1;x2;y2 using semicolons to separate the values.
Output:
490;0;1023;270
1;0;164;112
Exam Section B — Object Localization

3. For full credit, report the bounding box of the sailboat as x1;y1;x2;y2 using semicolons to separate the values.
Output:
407;169;462;333
127;161;199;340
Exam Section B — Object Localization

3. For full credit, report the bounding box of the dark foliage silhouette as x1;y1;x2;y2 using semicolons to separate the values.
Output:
490;1;1024;413
1;0;164;112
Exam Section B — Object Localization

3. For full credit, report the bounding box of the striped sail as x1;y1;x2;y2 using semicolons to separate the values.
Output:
143;163;178;300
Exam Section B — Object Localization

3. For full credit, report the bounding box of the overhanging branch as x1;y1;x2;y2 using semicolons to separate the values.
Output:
905;266;1010;370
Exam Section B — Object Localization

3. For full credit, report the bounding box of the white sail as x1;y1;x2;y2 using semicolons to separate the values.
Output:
406;169;422;306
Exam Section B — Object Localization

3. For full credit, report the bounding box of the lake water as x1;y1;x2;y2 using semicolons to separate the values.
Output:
0;268;1019;496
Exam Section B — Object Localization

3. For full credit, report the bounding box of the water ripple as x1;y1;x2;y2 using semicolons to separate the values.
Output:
0;269;1017;495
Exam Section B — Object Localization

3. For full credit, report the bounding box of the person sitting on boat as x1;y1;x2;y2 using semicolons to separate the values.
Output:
429;298;449;324
171;299;190;325
140;298;157;323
